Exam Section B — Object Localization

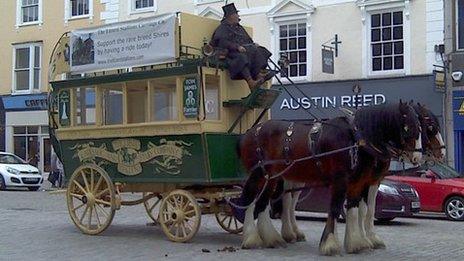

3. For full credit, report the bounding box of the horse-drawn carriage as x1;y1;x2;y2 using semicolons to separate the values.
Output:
47;13;279;242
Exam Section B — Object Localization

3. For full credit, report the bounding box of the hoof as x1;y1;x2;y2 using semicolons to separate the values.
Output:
296;231;306;242
345;233;371;254
263;234;287;248
281;228;297;243
241;233;264;249
367;234;386;249
319;233;342;256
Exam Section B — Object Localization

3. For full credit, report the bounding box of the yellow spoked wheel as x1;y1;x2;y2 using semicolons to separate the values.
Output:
66;164;116;235
159;190;201;242
143;192;161;223
215;208;243;234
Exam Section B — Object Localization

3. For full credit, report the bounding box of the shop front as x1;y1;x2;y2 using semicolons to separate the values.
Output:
453;90;464;174
1;93;51;175
271;75;443;121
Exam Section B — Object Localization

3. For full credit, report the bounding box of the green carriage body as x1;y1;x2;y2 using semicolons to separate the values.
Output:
58;133;244;184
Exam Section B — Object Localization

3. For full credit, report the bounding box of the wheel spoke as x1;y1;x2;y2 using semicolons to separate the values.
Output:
73;180;86;194
94;206;102;227
87;205;93;229
96;203;109;218
234;217;238;229
181;221;187;237
220;214;228;223
175;223;180;237
72;202;85;212
95;188;109;199
80;205;89;223
95;199;112;206
81;171;90;193
93;176;103;194
184;209;196;217
227;216;233;228
71;193;84;200
90;169;95;193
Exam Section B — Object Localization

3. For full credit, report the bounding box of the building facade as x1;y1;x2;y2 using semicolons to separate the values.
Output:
446;0;464;172
0;0;447;173
0;0;107;174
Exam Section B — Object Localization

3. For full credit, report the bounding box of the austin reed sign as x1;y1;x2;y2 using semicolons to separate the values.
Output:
70;13;176;73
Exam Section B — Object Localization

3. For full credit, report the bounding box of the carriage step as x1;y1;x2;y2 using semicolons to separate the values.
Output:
223;87;281;109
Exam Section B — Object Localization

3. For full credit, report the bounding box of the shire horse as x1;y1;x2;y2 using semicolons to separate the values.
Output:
354;102;446;249
237;101;422;255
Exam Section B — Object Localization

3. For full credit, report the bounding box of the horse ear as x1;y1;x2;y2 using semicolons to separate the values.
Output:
409;99;414;105
399;99;403;105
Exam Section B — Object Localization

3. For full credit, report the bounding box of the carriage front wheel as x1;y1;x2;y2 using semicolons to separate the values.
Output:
215;206;243;234
66;164;116;235
158;189;201;242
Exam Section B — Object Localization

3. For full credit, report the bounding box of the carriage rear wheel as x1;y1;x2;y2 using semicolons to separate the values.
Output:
143;192;162;223
215;208;243;234
66;164;116;235
159;189;201;242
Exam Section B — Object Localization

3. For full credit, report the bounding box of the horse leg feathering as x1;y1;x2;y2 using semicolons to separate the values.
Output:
258;204;287;248
364;185;386;249
290;182;306;242
281;182;297;243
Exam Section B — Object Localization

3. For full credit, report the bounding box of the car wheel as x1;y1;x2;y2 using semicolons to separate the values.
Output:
376;217;395;222
445;196;464;221
0;175;6;191
27;187;40;191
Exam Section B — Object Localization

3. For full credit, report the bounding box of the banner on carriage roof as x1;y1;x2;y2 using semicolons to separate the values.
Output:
70;13;177;73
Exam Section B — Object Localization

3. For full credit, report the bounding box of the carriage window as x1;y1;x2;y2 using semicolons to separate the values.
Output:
76;87;95;125
102;84;123;125
127;81;148;124
205;75;220;120
151;78;178;121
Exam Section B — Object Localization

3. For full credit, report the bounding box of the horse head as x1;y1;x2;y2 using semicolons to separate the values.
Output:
414;102;446;162
398;100;422;164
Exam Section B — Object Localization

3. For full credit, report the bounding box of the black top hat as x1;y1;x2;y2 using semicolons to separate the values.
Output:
222;3;239;18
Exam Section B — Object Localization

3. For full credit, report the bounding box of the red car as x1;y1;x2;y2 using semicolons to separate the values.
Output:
386;162;464;221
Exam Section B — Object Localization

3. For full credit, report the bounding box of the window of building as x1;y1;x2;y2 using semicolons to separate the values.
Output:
151;78;177;121
131;0;156;13
13;125;48;167
75;87;96;125
21;0;39;23
279;23;307;78
102;84;123;125
71;0;89;17
65;0;93;23
13;43;41;93
457;0;464;50
370;11;404;71
17;0;42;26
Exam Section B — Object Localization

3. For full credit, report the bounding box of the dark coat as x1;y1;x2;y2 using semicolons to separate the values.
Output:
210;21;272;80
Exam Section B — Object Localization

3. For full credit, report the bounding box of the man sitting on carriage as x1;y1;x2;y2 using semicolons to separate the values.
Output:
210;3;276;91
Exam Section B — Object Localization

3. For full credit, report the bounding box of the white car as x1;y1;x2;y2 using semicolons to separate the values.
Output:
0;152;43;191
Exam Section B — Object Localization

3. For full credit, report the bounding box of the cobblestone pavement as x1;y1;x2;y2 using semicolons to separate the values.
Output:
1;189;463;261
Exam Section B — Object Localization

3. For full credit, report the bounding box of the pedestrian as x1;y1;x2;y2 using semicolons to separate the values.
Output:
210;3;275;91
50;151;64;188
